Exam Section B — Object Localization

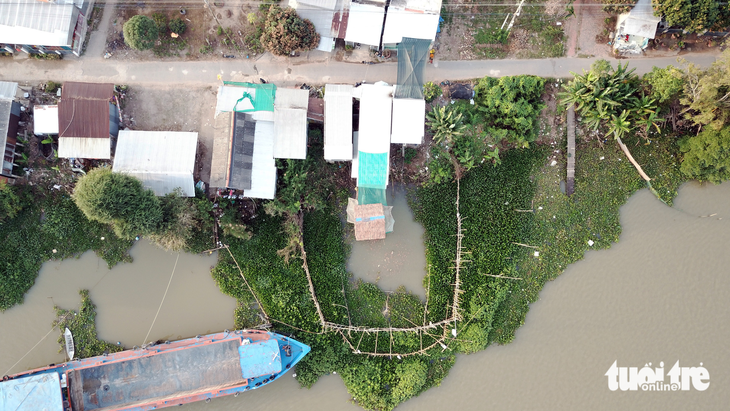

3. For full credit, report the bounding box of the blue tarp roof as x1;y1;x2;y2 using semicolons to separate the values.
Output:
0;373;64;411
239;339;282;379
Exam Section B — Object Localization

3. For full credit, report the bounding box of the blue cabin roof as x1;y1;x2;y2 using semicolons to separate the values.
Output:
239;339;282;379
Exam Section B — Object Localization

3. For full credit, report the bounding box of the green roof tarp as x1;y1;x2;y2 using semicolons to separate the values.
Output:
357;151;388;189
395;38;431;100
223;81;277;112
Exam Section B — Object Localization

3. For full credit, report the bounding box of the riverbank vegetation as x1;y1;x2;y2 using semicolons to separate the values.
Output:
53;290;123;358
3;57;729;410
0;184;133;311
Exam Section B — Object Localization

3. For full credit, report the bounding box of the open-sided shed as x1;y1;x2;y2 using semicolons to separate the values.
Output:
113;130;198;197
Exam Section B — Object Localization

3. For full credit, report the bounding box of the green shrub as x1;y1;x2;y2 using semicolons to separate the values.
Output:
168;18;186;35
404;147;418;164
72;167;162;239
151;12;168;31
423;81;442;103
123;15;159;50
475;28;509;45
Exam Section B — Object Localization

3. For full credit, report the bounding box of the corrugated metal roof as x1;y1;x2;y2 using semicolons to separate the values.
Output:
0;0;78;47
59;82;114;138
0;100;12;156
351;131;359;178
344;2;385;46
389;0;441;13
113;130;198;197
210;112;234;188
623;0;660;39
382;10;440;44
324;84;353;161
308;97;324;122
357;84;392;154
0;81;18;99
293;0;338;10
227;112;256;190
0;373;64;411
293;3;336;38
34;105;59;135
273;88;309;160
243;121;277;200
391;97;425;144
58;136;110;159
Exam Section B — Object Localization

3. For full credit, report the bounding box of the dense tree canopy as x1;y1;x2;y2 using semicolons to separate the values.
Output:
123;15;159;51
601;0;638;13
679;126;730;184
679;50;730;130
72;167;162;239
644;65;686;104
652;0;729;33
260;5;319;56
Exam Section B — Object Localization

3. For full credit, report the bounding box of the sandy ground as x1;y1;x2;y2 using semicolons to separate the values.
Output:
122;86;218;183
564;0;612;58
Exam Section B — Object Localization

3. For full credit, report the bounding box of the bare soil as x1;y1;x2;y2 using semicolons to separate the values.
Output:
105;3;261;61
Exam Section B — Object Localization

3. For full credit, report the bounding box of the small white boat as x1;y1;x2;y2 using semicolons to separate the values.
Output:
64;328;75;361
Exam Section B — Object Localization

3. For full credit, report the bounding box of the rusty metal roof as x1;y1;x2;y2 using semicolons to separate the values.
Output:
58;82;114;138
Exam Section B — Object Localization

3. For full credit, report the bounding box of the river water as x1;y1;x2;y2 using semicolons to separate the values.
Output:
347;186;428;300
1;182;729;410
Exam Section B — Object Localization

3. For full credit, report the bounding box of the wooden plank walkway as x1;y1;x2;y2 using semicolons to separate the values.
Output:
566;105;575;196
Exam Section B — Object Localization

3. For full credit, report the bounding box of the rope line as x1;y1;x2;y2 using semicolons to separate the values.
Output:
142;253;180;345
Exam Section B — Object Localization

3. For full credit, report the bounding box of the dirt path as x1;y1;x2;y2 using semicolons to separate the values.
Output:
85;0;119;59
564;0;611;58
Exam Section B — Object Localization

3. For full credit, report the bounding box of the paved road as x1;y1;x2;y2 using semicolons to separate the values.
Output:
0;52;719;87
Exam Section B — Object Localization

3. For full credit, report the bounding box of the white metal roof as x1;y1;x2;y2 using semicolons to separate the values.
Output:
391;98;425;144
0;81;18;99
113;130;198;197
273;88;309;159
0;0;78;47
291;0;338;10
324;84;353;161
317;36;335;52
34;105;59;135
344;3;385;46
244;121;277;200
351;131;359;179
382;10;440;44
292;3;336;38
623;0;661;39
58;137;110;159
216;85;256;115
0;373;64;411
357;84;393;154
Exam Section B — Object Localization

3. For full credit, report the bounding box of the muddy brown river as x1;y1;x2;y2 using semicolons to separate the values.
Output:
1;182;728;410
